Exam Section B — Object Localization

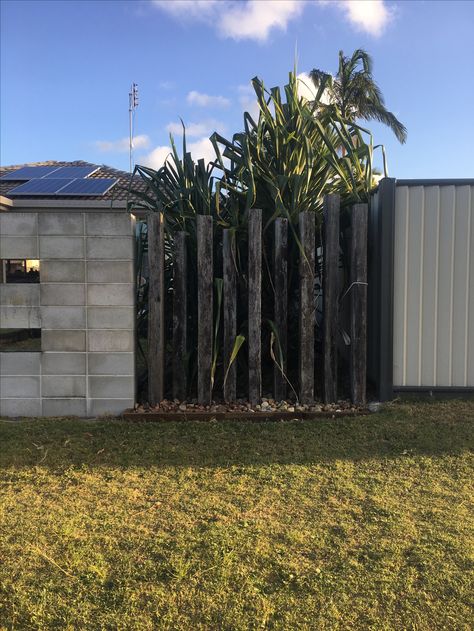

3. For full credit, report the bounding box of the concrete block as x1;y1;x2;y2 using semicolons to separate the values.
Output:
88;330;133;352
39;236;84;259
0;237;39;259
42;398;87;417
86;260;133;283
87;307;135;329
40;260;85;283
40;284;85;306
86;213;133;236
0;306;41;328
88;352;134;375
0;398;41;417
88;376;134;399
0;376;40;398
40;306;86;329
42;352;86;375
42;375;86;398
87;284;134;306
0;352;41;375
86;237;132;260
42;330;86;351
38;213;84;236
0;284;40;307
0;213;37;236
89;398;134;416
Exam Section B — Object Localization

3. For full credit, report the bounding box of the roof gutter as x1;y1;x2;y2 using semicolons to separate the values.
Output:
4;198;129;210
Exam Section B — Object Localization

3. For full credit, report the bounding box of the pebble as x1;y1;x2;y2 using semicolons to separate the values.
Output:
139;398;367;415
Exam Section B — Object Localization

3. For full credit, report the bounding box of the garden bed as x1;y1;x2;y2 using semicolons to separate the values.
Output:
124;399;369;421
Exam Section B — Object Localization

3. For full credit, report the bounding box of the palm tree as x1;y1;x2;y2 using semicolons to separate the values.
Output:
310;49;407;143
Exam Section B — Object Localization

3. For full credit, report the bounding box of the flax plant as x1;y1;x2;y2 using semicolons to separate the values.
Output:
128;69;386;401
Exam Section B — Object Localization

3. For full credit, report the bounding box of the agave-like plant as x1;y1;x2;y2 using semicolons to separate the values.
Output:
128;69;387;401
211;71;385;232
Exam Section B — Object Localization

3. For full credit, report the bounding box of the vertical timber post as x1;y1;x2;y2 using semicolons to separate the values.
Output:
299;212;315;404
274;218;288;401
223;229;237;402
350;203;368;405
172;231;187;401
323;194;340;403
147;211;165;406
248;209;262;405
197;215;213;405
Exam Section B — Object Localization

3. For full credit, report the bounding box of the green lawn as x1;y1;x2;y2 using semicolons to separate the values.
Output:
1;401;473;630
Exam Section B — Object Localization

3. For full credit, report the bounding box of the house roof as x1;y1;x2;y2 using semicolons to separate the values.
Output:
0;160;147;203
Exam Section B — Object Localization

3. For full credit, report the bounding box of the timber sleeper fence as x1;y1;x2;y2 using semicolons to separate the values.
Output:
146;194;368;407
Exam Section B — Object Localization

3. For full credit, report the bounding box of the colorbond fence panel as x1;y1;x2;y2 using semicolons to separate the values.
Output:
392;182;474;388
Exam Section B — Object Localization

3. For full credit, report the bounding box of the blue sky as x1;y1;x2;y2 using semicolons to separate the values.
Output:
1;0;473;178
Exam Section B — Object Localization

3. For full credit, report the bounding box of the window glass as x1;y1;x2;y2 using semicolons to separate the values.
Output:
1;259;40;283
0;329;41;351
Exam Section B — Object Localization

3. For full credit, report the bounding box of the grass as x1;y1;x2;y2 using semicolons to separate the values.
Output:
0;400;473;630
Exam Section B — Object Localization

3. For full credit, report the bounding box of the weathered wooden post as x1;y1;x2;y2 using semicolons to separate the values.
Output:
248;209;262;405
197;215;213;405
147;212;165;406
350;203;368;405
323;194;340;403
299;211;315;404
172;231;187;401
274;217;288;401
223;229;237;402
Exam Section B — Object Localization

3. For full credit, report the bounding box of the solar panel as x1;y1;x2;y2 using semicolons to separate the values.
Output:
7;179;75;195
0;166;61;181
58;178;117;196
43;166;99;179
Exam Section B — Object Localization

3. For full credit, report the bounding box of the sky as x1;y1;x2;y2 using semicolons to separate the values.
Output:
1;0;473;178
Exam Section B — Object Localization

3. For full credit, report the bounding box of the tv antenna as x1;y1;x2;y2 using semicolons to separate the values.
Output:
129;82;139;173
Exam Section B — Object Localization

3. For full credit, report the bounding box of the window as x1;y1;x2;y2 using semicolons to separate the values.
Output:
0;329;41;351
1;259;40;283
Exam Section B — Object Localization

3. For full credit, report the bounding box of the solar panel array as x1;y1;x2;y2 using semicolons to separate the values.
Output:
8;178;118;197
43;166;99;179
6;179;74;195
1;166;62;180
54;178;117;196
1;165;99;181
1;165;118;197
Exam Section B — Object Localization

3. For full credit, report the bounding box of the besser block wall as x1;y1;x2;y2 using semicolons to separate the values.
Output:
0;211;136;417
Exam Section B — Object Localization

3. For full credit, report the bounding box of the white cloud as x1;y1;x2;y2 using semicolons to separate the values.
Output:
95;134;150;153
140;136;217;170
219;0;304;42
140;145;172;170
159;80;175;90
187;91;230;108
320;1;393;37
152;0;304;42
153;0;393;40
152;0;220;20
297;72;332;105
166;119;226;137
188;137;217;164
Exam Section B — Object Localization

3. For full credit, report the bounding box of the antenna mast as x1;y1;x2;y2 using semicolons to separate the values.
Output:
129;82;139;174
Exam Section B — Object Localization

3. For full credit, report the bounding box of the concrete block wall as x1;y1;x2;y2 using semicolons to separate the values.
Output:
0;211;136;417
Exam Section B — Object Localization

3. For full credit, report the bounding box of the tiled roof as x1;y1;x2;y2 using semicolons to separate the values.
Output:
0;160;147;202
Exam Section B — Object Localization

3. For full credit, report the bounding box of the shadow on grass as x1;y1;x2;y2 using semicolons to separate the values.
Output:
0;401;473;470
